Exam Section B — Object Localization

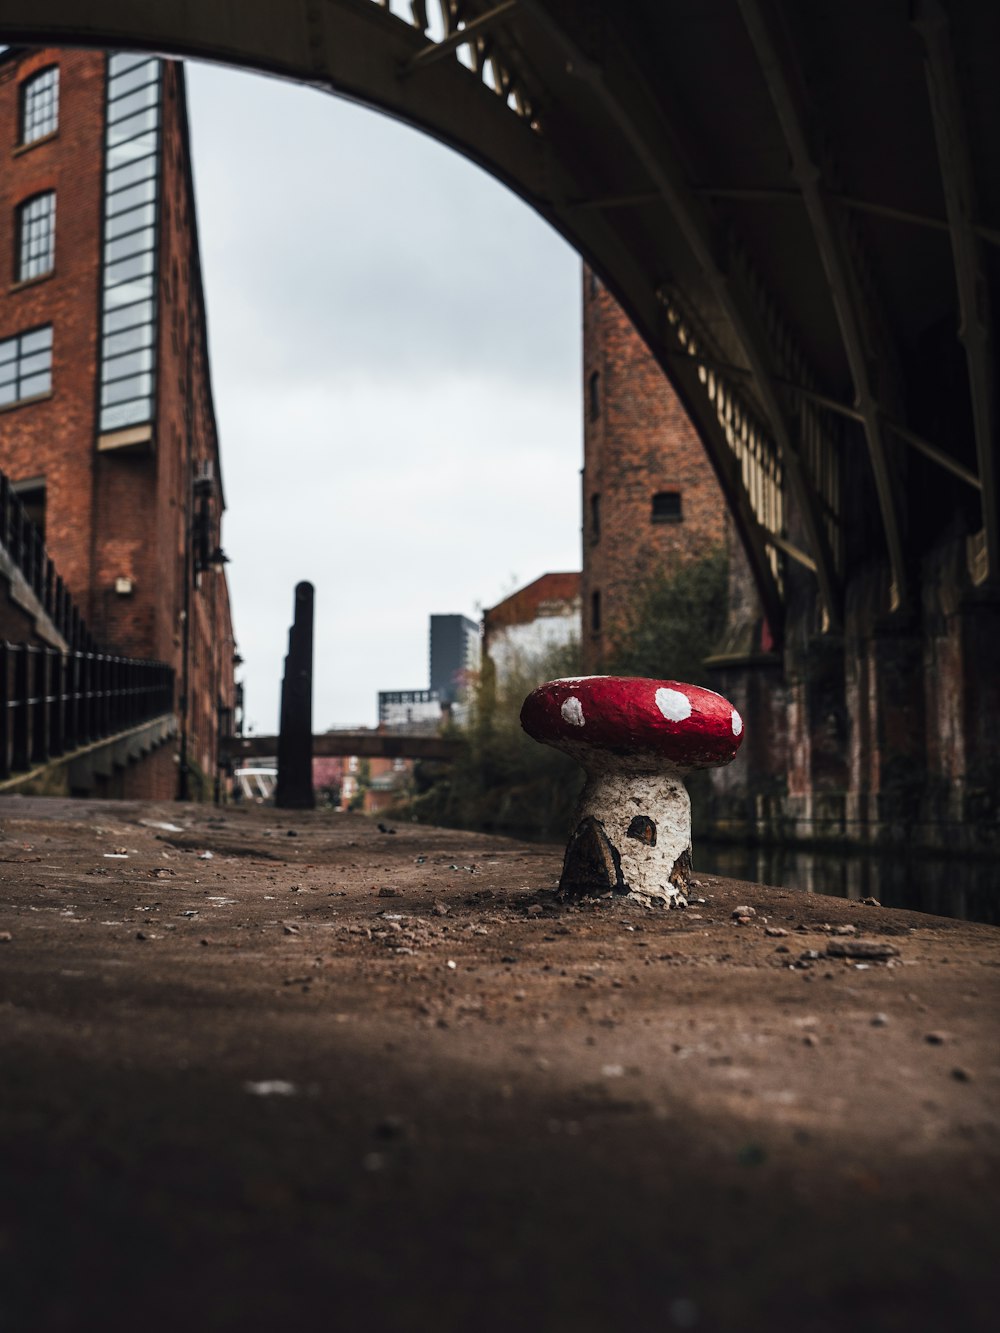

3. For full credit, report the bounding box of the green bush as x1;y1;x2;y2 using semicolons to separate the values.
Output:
608;546;728;685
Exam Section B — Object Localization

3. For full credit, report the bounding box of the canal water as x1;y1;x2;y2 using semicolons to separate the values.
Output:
693;841;999;926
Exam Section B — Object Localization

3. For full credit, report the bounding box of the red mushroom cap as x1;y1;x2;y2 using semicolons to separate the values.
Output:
520;676;743;770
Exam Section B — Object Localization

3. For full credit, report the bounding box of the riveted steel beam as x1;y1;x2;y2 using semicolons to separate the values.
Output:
913;0;997;587
399;0;518;75
696;186;1000;248
664;348;982;491
522;0;841;627
0;0;793;633
737;0;909;614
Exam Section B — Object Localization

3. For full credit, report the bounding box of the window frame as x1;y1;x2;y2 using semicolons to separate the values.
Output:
651;490;683;524
0;324;54;410
18;66;60;147
588;369;601;422
590;492;601;542
15;191;57;283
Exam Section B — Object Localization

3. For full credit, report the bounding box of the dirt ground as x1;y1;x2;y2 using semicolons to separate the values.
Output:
0;795;997;1333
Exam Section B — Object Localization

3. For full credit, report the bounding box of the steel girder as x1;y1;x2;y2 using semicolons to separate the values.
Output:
2;0;996;637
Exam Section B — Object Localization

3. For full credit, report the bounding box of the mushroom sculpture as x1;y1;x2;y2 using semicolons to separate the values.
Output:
520;677;743;906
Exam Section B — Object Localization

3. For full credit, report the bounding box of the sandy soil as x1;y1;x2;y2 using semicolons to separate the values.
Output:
0;795;997;1333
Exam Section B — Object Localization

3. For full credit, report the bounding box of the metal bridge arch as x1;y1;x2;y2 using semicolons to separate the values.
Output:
2;0;996;646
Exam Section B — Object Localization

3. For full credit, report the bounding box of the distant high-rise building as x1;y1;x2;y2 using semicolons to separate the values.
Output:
429;613;480;704
0;46;238;798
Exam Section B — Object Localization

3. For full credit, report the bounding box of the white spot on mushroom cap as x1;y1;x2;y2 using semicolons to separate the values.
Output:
655;687;692;722
561;696;585;727
732;710;743;736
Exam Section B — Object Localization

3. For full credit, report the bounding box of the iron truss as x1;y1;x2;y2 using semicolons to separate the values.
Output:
3;0;995;641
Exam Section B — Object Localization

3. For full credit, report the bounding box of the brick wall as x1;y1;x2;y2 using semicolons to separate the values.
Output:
0;49;106;616
581;269;726;668
0;48;236;800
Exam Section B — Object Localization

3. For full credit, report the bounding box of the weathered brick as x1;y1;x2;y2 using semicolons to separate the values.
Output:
0;50;236;799
581;271;726;668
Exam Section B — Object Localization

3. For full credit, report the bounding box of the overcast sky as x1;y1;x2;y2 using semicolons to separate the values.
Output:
183;61;582;734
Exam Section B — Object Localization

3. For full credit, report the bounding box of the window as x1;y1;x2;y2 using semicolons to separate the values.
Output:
0;325;53;408
588;370;601;422
98;54;163;434
652;490;683;523
590;492;601;541
591;590;602;634
11;477;46;540
16;192;56;282
19;67;59;145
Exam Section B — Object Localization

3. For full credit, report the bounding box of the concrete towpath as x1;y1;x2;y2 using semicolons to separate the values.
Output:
0;796;997;1332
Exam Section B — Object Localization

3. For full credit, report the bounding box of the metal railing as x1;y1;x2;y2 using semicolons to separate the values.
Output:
0;643;174;780
0;472;95;651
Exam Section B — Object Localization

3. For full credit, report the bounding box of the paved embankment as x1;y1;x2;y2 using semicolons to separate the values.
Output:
0;797;997;1332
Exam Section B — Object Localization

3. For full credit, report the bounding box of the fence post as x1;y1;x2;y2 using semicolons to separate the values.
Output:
12;646;29;771
0;644;10;779
276;581;315;810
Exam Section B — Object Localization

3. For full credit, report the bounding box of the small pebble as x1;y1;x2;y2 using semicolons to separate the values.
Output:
732;905;756;920
871;1013;889;1027
378;887;399;898
925;1031;949;1045
951;1067;972;1082
0;931;12;943
432;903;449;917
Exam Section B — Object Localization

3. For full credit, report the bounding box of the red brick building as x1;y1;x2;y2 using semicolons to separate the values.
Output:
0;46;237;799
581;270;726;668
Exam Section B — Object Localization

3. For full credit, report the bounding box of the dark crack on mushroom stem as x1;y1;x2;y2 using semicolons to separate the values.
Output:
559;817;627;897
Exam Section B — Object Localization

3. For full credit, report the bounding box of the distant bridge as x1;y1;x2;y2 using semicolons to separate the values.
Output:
230;732;463;763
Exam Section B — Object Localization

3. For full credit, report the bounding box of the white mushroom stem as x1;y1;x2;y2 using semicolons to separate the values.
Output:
571;764;692;906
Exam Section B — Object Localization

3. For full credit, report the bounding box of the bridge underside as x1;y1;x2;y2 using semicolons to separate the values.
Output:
3;0;997;846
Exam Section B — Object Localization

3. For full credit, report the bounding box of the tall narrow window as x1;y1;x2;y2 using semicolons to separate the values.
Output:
588;370;601;422
590;492;601;542
16;192;56;281
19;67;59;145
591;590;602;634
0;326;53;408
98;54;163;435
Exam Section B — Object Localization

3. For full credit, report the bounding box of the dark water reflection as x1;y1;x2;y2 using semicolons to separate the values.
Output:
694;842;1000;925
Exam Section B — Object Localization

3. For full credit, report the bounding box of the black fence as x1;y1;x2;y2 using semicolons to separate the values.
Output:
0;472;95;652
0;643;174;780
